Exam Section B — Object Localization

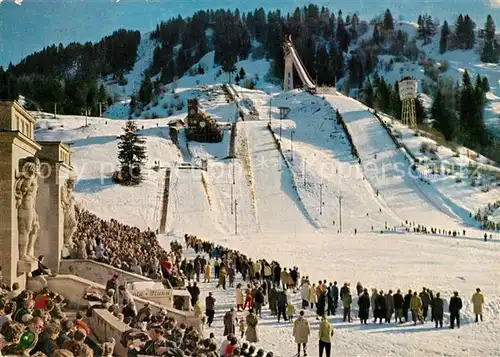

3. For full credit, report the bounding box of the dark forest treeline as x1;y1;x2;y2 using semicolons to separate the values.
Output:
0;29;140;115
0;6;498;159
147;5;352;87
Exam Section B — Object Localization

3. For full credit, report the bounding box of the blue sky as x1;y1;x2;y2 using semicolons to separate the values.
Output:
1;0;499;67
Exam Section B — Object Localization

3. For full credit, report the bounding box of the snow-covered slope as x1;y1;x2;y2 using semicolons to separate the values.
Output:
160;233;500;357
368;21;500;135
325;94;484;229
34;113;181;230
32;82;499;357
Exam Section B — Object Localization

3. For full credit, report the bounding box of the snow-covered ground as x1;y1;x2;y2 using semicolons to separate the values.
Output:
34;113;181;231
364;21;500;135
376;112;500;216
160;234;500;357
33;81;500;357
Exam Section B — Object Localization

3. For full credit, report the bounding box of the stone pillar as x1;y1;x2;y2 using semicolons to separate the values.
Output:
0;101;41;288
36;142;73;273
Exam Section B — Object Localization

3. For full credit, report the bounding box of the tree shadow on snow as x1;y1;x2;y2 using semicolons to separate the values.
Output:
69;135;118;148
75;177;115;193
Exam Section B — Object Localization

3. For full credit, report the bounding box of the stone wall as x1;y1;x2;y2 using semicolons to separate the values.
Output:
59;259;152;286
45;274;199;332
88;309;129;357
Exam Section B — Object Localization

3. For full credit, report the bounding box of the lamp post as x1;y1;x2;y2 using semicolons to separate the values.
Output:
268;97;272;124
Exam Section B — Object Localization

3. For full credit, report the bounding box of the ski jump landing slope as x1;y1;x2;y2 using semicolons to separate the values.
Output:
324;94;473;229
242;121;318;233
166;166;217;236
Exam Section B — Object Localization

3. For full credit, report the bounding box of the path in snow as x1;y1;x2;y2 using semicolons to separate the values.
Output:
325;94;474;230
242;121;318;233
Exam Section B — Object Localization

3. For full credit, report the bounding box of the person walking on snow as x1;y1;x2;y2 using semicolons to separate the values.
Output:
287;301;296;322
410;292;423;325
331;282;339;314
403;289;412;322
300;279;310;309
472;288;484;322
393;289;404;323
357;288;370;324
204;262;211;283
292;310;310;357
318;314;333;357
214;258;220;279
245;309;259;343
342;289;352;323
326;282;335;315
205;292;216;327
385;290;394;323
308;284;317;310
419;287;431;322
235;283;244;311
277;288;288;322
449;291;463;329
431;292;444;328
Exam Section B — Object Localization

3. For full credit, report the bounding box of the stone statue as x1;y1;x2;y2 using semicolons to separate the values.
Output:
14;156;41;262
61;178;77;249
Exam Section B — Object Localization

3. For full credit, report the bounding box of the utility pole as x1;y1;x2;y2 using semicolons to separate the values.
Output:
304;158;307;186
85;108;88;127
232;159;235;184
231;184;234;215
268;97;272;124
234;200;238;235
291;130;294;161
279;115;282;141
319;183;323;215
99;102;103;117
53;103;57;119
339;195;342;233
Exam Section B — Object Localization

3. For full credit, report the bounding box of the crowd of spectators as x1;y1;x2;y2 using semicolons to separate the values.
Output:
0;284;114;357
68;207;185;287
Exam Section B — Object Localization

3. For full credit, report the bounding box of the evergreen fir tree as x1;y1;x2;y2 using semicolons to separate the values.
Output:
390;80;402;119
439;21;449;54
139;73;153;104
455;14;466;49
415;95;426;124
364;78;374;108
373;25;381;45
459;69;474;139
383;9;394;31
482;76;490;92
485;14;495;41
481;15;498;63
117;120;147;185
98;84;107;104
431;89;458;141
239;67;246;79
464;15;476;49
375;79;391;112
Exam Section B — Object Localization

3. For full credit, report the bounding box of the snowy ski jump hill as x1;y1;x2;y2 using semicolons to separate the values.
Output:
34;82;500;356
31;41;500;356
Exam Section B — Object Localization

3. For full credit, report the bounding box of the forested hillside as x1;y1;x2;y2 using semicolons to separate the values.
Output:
0;5;499;160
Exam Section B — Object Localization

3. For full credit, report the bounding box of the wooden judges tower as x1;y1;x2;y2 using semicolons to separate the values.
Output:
185;99;223;143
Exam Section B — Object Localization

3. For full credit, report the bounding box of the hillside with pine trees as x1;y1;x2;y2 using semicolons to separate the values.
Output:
0;5;499;162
